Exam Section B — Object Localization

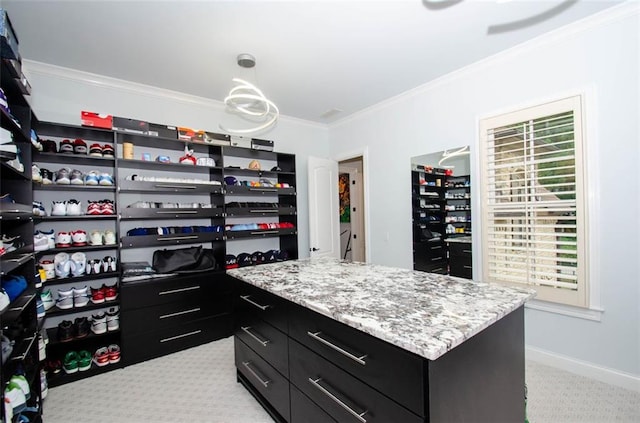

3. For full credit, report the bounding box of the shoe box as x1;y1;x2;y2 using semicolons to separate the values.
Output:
112;116;149;134
0;8;19;61
251;138;274;152
230;135;252;149
148;123;178;139
204;132;230;146
81;111;113;129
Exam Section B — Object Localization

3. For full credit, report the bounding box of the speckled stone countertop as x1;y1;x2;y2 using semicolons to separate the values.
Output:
446;236;472;243
228;257;535;361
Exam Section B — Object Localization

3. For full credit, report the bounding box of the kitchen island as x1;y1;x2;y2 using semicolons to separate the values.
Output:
228;257;535;423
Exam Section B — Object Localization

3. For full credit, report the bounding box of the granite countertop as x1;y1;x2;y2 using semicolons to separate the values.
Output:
446;236;472;243
228;257;535;361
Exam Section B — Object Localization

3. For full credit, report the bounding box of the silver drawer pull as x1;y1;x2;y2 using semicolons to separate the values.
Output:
431;267;444;272
240;295;271;311
308;377;368;423
160;330;201;343
430;257;442;261
307;331;367;366
463;265;472;269
154;184;197;189
155;210;198;214
157;235;199;241
250;230;279;235
243;361;271;388
158;286;201;295
241;326;270;347
159;307;201;319
248;188;278;192
249;210;278;213
463;249;472;254
430;246;442;250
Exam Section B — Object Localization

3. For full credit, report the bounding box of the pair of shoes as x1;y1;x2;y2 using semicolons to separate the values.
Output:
34;229;55;251
93;344;120;367
90;283;118;303
57;317;91;343
32;200;47;216
86;199;115;215
55;230;87;247
83;170;114;186
40;139;57;153
63;349;92;373
91;307;119;334
1;234;23;254
60;138;88;155
88;144;114;158
40;290;55;311
89;230;116;245
51;199;82;216
54;253;87;278
55;286;91;310
86;257;117;276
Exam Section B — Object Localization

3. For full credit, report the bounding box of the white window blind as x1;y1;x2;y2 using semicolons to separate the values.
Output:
480;96;587;307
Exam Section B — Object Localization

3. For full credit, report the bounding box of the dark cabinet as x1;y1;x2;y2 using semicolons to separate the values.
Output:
448;242;472;279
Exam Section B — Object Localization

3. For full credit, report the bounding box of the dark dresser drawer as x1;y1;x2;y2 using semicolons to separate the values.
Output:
123;294;232;335
449;261;472;279
121;272;231;310
235;312;289;377
123;314;233;365
235;281;288;333
289;340;422;423
448;242;472;258
235;337;290;422
290;385;337;423
288;305;425;416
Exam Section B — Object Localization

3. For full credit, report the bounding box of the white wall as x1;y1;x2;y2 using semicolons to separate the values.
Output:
328;4;640;383
24;61;330;260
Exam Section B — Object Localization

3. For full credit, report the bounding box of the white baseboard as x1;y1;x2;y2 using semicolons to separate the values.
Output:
526;346;640;393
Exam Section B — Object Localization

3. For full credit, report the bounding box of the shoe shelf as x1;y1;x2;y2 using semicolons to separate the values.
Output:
0;107;29;142
32;151;116;166
0;252;33;275
117;158;221;173
46;326;121;347
35;245;117;256
0;286;37;322
120;232;223;249
225;185;296;196
45;301;120;319
7;333;38;364
34;215;118;222
42;271;120;287
225;206;296;217
1;159;30;180
223;167;295;179
32;184;116;192
0;201;32;217
118;179;223;194
225;227;297;240
120;207;224;220
36;121;114;142
47;360;124;388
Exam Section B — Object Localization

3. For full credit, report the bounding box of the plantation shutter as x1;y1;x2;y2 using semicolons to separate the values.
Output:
480;96;587;307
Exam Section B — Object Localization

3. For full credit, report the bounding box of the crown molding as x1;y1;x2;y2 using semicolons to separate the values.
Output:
329;1;639;129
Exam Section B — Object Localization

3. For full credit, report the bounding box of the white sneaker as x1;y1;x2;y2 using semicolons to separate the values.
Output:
55;232;72;248
66;199;82;216
51;201;66;216
34;233;50;251
39;260;55;280
71;252;87;277
39;229;55;249
72;285;90;307
103;230;116;245
71;230;87;246
106;306;120;331
89;230;103;246
56;287;74;309
54;253;73;278
91;312;107;334
0;288;9;312
32;164;42;182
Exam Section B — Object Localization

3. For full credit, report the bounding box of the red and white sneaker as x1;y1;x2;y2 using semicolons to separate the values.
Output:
101;144;115;158
86;201;102;215
100;200;115;215
103;282;118;301
71;230;87;246
90;286;105;304
107;344;120;364
93;347;110;367
55;232;72;248
88;144;103;157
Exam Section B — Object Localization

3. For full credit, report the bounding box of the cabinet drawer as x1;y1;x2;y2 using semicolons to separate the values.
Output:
290;385;337;423
290;340;422;423
235;337;290;422
235;313;289;377
448;243;472;258
449;262;472;279
121;272;231;310
289;305;425;416
235;281;288;333
123;295;232;335
123;314;232;365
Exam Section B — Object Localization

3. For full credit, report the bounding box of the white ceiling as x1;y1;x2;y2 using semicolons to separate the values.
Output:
2;0;623;124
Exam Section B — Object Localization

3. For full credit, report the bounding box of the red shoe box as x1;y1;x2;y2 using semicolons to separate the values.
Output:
81;111;113;129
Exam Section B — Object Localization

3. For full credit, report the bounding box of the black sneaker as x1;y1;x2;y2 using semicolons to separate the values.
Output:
74;316;91;339
41;139;57;153
59;139;74;154
40;168;53;185
57;320;74;342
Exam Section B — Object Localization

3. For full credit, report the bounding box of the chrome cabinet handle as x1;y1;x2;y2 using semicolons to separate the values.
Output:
158;286;200;295
463;265;472;269
157;235;199;241
308;377;368;423
241;326;270;347
240;295;271;311
159;307;200;319
154;184;197;189
248;188;277;192
250;230;279;235
307;331;367;365
249;210;278;213
243;361;271;388
155;210;198;214
463;249;472;254
160;330;201;343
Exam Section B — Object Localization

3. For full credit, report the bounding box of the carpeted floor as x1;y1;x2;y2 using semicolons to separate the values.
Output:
42;336;640;423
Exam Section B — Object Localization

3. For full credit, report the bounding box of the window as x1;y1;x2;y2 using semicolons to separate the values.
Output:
479;95;587;307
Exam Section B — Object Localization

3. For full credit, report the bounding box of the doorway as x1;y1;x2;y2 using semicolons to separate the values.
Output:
338;156;365;262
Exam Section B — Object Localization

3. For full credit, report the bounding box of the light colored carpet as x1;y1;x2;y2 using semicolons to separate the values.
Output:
42;336;640;423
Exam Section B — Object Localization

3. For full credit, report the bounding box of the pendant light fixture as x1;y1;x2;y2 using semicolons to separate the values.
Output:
438;145;470;167
219;54;279;135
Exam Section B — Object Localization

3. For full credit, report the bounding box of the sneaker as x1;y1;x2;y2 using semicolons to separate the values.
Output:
106;307;120;331
103;282;118;300
63;351;79;373
40;229;56;249
40;260;55;280
90;286;105;304
74;316;91;338
103;230;116;245
40;290;54;310
57;320;74;342
70;169;84;185
54;253;73;279
72;285;90;307
102;144;115;158
32;164;42;182
84;170;100;186
89;144;103;157
51;201;66;216
40;168;54;184
0;289;10;313
87;259;102;275
91;312;107;334
71;252;87;277
56;287;75;309
71;230;87;246
40;370;48;399
33;233;50;251
32;200;47;216
36;297;46;318
73;139;87;155
78;350;92;371
9;375;30;400
107;344;121;364
55;231;72;248
66;199;83;216
44;358;62;375
101;199;115;215
55;167;71;184
41;139;57;154
86;200;102;215
89;230;104;245
93;347;110;367
4;381;26;414
59;139;74;154
102;256;117;273
98;173;114;186
38;334;46;361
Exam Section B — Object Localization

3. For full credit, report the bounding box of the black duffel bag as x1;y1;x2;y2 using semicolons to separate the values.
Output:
152;246;217;274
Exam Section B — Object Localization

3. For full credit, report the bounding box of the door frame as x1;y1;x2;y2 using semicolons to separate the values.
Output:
335;147;371;263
